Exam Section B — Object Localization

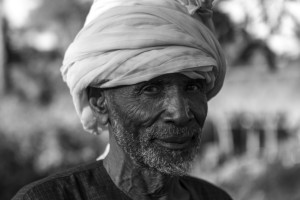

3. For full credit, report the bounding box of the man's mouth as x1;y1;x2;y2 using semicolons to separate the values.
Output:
153;136;195;150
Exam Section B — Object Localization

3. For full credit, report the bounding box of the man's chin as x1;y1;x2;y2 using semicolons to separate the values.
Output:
139;145;196;176
148;159;192;177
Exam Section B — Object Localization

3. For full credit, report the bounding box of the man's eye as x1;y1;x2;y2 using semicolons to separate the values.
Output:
142;85;161;94
186;84;203;92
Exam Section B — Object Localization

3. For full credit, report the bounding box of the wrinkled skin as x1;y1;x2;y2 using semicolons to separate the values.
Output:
105;73;208;175
91;73;208;199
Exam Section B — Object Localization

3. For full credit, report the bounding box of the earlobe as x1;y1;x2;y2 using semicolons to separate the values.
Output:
98;113;109;126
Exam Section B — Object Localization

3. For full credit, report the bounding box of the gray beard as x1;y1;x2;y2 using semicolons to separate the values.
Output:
110;114;202;176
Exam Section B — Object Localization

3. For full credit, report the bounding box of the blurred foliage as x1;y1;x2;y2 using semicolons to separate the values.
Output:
192;111;300;200
0;0;300;199
0;112;108;199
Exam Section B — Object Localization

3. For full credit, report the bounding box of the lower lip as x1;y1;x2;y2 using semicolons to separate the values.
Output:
154;138;193;150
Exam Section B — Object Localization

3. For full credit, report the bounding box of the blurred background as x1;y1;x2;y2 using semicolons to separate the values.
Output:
0;0;299;199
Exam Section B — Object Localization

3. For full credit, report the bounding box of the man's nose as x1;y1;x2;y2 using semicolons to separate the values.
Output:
162;90;194;126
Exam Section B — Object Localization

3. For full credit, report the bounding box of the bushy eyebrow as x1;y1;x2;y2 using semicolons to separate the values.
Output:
146;78;165;85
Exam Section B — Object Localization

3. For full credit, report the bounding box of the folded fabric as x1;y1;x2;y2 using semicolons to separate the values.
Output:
61;0;226;134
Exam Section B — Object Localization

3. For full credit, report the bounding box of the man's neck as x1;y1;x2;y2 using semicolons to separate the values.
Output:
103;135;173;200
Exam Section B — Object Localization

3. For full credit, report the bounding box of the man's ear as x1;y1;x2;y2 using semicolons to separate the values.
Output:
87;86;109;126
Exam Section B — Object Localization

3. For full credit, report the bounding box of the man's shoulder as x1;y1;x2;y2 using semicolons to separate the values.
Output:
180;175;233;200
12;160;117;200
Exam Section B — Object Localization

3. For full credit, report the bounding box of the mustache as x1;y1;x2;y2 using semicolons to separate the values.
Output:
142;124;201;140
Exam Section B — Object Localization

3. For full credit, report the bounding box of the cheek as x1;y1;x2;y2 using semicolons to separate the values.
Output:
189;96;208;126
117;98;163;129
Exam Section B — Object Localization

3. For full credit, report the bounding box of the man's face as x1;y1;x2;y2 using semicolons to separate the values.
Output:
105;73;208;176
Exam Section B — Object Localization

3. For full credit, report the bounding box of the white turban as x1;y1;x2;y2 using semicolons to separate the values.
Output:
61;0;226;134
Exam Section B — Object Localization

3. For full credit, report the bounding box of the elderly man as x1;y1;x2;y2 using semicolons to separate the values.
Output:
13;0;232;199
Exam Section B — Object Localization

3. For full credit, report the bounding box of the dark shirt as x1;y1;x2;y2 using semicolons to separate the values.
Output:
12;160;233;200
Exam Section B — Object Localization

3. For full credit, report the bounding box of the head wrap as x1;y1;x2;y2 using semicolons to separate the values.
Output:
61;0;226;134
